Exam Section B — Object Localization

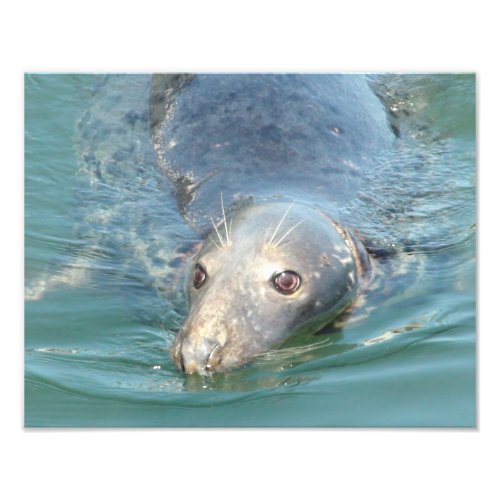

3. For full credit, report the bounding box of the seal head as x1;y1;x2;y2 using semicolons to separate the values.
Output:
172;202;369;374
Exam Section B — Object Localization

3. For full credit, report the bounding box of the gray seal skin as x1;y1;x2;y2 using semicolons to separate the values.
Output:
150;74;395;374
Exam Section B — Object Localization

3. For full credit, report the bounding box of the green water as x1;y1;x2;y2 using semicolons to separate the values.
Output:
24;74;476;427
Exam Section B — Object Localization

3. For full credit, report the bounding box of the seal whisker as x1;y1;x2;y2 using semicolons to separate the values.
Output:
274;219;305;248
171;318;182;327
268;203;295;247
263;224;273;246
220;192;230;245
210;216;225;248
209;234;222;249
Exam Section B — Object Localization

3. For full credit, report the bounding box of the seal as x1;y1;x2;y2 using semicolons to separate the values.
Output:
149;74;395;375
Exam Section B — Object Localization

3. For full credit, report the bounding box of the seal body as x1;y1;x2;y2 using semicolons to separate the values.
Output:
150;74;395;374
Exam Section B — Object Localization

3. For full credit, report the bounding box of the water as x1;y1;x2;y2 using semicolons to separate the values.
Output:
24;74;476;427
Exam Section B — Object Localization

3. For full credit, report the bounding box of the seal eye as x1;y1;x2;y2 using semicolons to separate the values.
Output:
272;270;301;294
193;263;207;289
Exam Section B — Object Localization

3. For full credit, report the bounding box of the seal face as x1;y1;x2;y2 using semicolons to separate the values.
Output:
172;203;369;374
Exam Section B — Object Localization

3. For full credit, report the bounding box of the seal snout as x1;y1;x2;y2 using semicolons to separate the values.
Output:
175;336;224;375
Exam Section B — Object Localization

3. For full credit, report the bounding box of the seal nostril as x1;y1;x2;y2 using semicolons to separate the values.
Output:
205;344;222;372
179;352;186;373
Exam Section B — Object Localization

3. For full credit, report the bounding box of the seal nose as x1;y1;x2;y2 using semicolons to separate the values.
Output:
179;339;223;375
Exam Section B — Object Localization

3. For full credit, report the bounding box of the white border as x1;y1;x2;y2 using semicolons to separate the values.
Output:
5;1;499;499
